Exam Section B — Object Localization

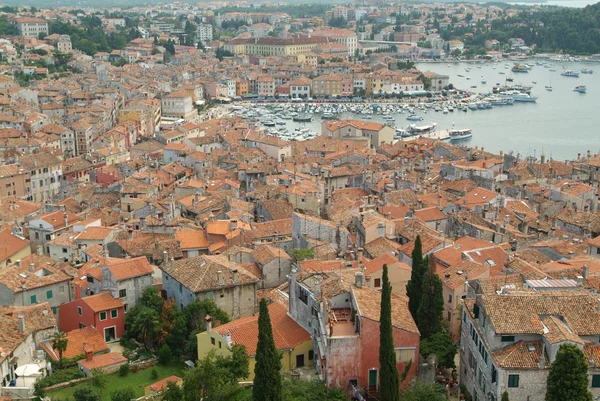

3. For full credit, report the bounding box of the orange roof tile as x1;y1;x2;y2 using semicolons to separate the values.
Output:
81;293;123;313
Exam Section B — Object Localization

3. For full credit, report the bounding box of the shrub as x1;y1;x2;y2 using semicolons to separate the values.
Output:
158;344;172;365
151;368;158;380
110;387;135;401
118;364;129;377
37;367;84;388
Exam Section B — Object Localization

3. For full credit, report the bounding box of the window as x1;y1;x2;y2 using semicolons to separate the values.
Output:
447;311;451;321
218;341;222;349
59;285;65;293
45;234;51;240
374;278;381;288
508;374;519;388
79;323;85;329
77;306;83;316
491;365;497;383
448;294;453;303
473;304;480;318
111;309;118;318
298;285;308;304
395;348;415;363
30;295;37;304
211;337;215;345
119;289;126;298
501;335;515;342
46;290;53;299
124;304;128;313
52;306;57;315
99;311;107;321
62;248;68;253
308;350;314;360
592;375;600;388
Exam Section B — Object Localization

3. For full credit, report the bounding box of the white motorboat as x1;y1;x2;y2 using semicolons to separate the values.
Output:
449;129;472;140
573;85;587;93
406;114;423;121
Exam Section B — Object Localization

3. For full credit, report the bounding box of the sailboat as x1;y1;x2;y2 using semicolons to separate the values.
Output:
545;77;553;91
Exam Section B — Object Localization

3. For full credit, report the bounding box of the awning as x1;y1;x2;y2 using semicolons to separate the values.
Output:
14;364;42;377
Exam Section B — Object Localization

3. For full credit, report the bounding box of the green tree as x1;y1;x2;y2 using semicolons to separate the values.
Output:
253;299;282;401
73;387;100;401
501;391;510;401
130;307;160;349
290;249;315;264
90;368;107;392
184;351;245;401
419;74;432;90
416;260;443;339
141;286;164;313
53;332;68;368
217;344;249;382
159;344;173;365
379;265;400;401
281;379;346;401
400;382;446;401
162;381;184;401
546;343;592;401
110;387;135;401
406;235;425;320
420;332;456;368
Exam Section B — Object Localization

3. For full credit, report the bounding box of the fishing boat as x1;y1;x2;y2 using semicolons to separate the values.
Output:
573;85;587;93
406;114;423;121
512;64;529;72
506;77;514;82
581;68;594;74
545;78;553;91
449;129;473;140
293;115;312;122
321;113;337;120
409;123;437;134
561;70;580;77
481;77;487;84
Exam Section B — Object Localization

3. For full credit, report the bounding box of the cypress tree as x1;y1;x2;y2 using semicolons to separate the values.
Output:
253;299;282;401
379;265;401;401
406;235;425;321
546;343;592;401
416;257;444;339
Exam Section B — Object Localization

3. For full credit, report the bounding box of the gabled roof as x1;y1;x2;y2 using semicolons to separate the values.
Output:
214;302;311;356
81;293;123;313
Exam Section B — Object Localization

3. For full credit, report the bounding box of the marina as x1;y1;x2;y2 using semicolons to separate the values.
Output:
227;59;597;159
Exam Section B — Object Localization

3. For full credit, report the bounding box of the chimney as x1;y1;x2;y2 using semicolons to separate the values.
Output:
365;275;371;288
36;245;42;256
231;219;238;230
16;260;21;268
357;247;364;260
17;314;25;333
355;271;363;288
170;257;174;271
583;265;590;279
29;263;35;272
568;251;574;259
205;315;212;332
217;270;224;285
63;212;68;227
163;250;168;266
232;269;238;283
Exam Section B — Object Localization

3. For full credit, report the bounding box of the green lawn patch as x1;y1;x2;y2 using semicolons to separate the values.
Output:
48;363;187;401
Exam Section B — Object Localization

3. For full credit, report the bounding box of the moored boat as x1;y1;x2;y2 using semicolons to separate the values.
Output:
449;129;473;140
561;70;579;77
573;85;587;93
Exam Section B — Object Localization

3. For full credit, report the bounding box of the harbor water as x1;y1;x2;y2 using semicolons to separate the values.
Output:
268;60;599;160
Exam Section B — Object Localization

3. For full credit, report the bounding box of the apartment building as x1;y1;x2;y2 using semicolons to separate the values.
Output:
15;18;48;37
196;24;213;43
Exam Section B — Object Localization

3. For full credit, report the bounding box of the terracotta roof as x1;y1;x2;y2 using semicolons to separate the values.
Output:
470;293;600;336
164;255;259;293
175;230;209;249
251;245;290;266
252;219;292;239
41;327;108;361
493;340;549;369
81;293;123;313
146;376;182;393
352;286;419;334
78;352;127;370
214;302;311;356
106;257;154;281
0;229;31;262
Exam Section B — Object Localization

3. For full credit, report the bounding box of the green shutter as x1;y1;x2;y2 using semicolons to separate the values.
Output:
46;290;53;299
508;374;519;388
592;375;600;388
100;311;107;320
30;295;37;304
